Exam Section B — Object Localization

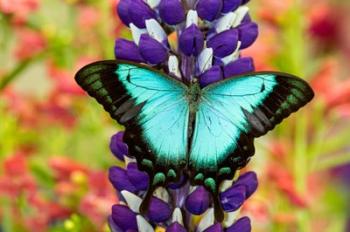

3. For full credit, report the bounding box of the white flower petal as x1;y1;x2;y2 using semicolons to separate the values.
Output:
220;180;233;192
221;41;241;65
137;215;154;232
171;207;184;225
154;187;170;202
215;12;237;33
124;156;137;166
146;19;168;43
186;10;198;27
168;55;181;78
130;23;147;45
145;0;160;8
120;190;142;213
232;6;249;27
223;210;240;228
197;208;215;232
197;48;213;73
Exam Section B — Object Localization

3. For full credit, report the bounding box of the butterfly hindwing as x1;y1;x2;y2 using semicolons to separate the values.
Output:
75;60;190;184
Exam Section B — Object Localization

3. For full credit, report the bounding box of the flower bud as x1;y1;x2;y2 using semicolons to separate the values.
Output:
238;22;258;49
148;197;172;222
139;34;168;64
223;57;254;78
234;171;258;198
199;65;223;87
111;205;138;231
185;186;210;215
207;29;239;57
129;0;156;28
179;24;204;56
220;185;246;212
222;0;241;13
117;0;132;26
159;0;186;25
109;166;137;193
196;0;223;21
226;217;251;232
114;39;145;63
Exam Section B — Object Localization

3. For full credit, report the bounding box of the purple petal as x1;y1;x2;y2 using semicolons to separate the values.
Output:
220;185;246;212
110;131;129;161
223;57;255;78
166;222;187;232
196;0;223;21
111;205;138;231
241;13;252;24
207;29;239;57
109;166;137;193
115;39;145;63
179;24;204;56
108;216;121;232
126;163;149;191
222;0;241;13
148;197;172;223
159;0;186;25
238;22;258;49
129;0;156;28
234;171;258;198
117;0;132;26
199;65;223;88
226;217;251;232
185;186;210;215
139;34;168;64
203;223;223;232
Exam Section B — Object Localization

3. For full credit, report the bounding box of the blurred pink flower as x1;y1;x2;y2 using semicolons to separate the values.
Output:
47;57;96;96
14;28;46;60
49;157;117;225
308;2;350;58
78;5;100;29
242;25;279;71
0;0;39;24
311;59;350;117
49;156;88;181
267;164;308;208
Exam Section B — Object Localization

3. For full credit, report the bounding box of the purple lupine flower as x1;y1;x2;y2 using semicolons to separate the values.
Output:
110;131;129;161
109;0;261;231
159;0;186;25
179;24;204;56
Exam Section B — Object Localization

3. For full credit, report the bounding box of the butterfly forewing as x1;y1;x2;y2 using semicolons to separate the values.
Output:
75;60;190;179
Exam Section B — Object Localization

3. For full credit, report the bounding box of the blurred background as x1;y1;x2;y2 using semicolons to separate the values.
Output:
0;0;350;231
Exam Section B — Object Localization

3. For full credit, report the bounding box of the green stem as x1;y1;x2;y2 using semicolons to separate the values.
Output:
0;54;43;92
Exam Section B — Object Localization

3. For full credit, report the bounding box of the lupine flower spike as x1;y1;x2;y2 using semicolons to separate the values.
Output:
112;0;258;229
75;0;313;230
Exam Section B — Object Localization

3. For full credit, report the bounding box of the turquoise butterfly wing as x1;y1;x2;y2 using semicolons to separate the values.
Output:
190;73;313;185
75;60;190;179
188;73;313;220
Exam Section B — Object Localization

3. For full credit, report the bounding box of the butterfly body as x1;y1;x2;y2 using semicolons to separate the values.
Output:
75;60;314;221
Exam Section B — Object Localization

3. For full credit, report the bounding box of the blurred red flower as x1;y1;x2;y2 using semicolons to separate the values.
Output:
0;0;40;24
14;28;46;60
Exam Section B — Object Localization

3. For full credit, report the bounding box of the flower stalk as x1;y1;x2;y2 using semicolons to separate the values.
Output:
108;0;260;230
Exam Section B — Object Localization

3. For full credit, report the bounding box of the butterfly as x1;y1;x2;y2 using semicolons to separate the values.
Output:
75;59;314;221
